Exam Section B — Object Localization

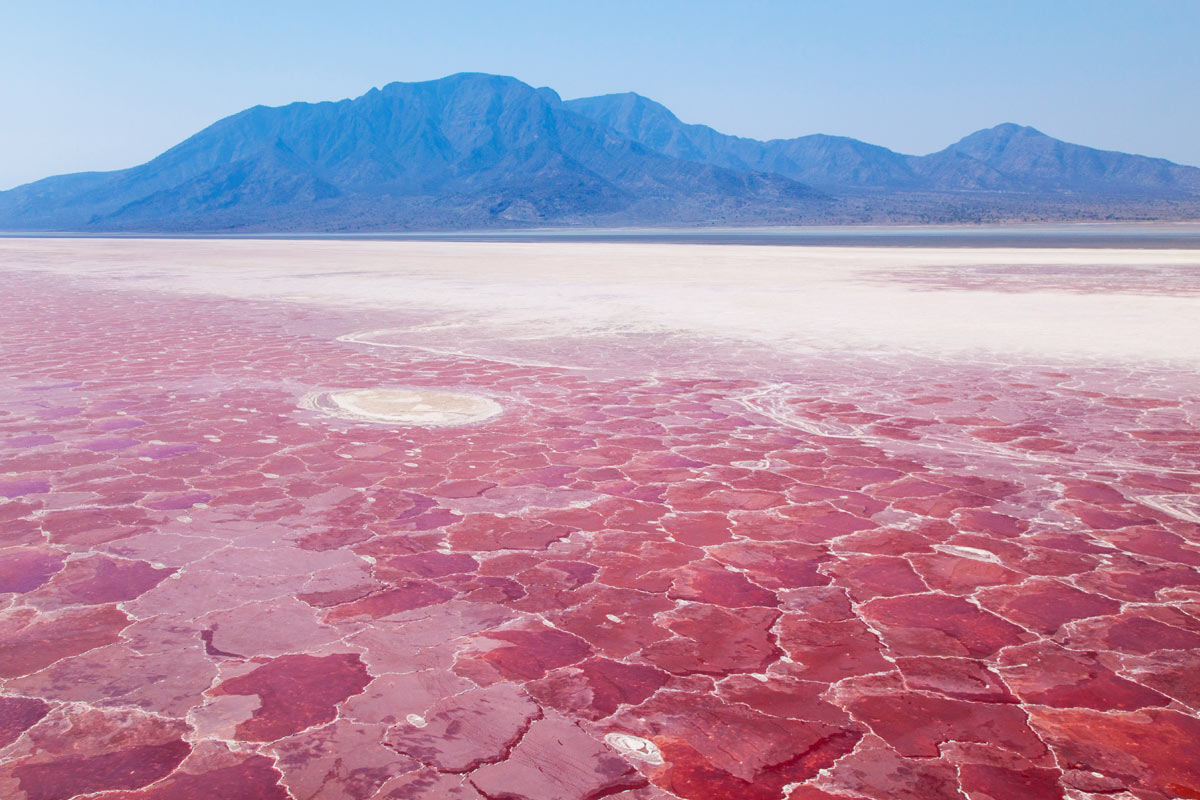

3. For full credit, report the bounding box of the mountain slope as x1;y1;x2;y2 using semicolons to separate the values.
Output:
3;74;1198;232
916;123;1200;194
0;74;823;232
567;93;1200;198
564;93;919;190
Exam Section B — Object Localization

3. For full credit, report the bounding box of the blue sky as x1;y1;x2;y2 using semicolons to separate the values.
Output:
2;0;1197;189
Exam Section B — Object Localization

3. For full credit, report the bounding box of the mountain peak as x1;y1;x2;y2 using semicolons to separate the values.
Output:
987;122;1044;136
377;72;531;96
0;72;821;231
534;86;563;106
952;122;1047;147
567;92;684;126
927;121;1200;193
941;123;1052;162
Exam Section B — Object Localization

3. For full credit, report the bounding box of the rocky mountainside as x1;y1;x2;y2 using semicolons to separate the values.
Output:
568;92;1200;198
565;92;919;190
2;74;1197;232
0;74;821;232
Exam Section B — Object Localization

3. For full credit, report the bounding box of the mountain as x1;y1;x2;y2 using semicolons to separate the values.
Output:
0;74;823;232
566;92;1200;198
564;92;920;190
2;74;1198;232
916;123;1200;194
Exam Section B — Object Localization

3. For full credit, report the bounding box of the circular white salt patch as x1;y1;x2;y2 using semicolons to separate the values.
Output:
604;733;663;764
299;388;501;427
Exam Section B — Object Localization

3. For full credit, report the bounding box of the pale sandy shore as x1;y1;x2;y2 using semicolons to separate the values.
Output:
2;237;1198;365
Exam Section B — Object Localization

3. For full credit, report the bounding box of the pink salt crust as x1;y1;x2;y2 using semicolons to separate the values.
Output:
1;271;1199;800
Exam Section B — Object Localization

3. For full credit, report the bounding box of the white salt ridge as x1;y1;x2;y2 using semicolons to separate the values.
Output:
934;544;1004;563
1140;494;1200;524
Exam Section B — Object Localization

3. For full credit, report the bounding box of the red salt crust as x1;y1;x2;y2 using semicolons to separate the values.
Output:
549;586;676;657
826;554;928;601
472;627;594;681
714;674;852;725
0;548;66;593
1028;708;1200;799
608;691;862;800
1075;562;1200;601
954;508;1028;537
528;657;670;720
1059;500;1157;530
28;556;174;607
833;526;939;556
862;593;1032;657
88;754;290;800
447;514;574;551
817;740;966;800
3;271;1200;799
995;641;1170;711
322;581;457;621
976;577;1122;634
278;719;420;800
11;742;192;800
377;550;480;579
38;507;154;547
786;790;871;800
1118;650;1200;708
1061;612;1200;655
0;477;52;498
845;691;1047;759
643;605;780;676
0;708;192;800
384;682;539;773
667;560;780;607
1108;526;1200;567
0;605;130;678
708;539;830;589
209;653;371;741
1062;481;1129;504
373;769;486;798
469;712;647;800
0;696;51;748
957;762;1064;800
778;617;892;681
893;657;1017;704
909;551;1025;594
659;512;733;546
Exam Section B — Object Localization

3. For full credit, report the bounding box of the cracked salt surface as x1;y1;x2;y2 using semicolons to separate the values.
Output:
2;237;1200;800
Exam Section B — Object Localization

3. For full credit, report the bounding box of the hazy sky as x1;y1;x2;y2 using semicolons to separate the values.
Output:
2;0;1198;189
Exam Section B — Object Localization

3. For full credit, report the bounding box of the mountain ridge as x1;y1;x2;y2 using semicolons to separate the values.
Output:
566;92;1200;196
1;72;1197;232
0;73;828;231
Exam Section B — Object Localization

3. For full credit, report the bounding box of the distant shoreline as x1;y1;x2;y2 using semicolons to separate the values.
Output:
4;221;1200;249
